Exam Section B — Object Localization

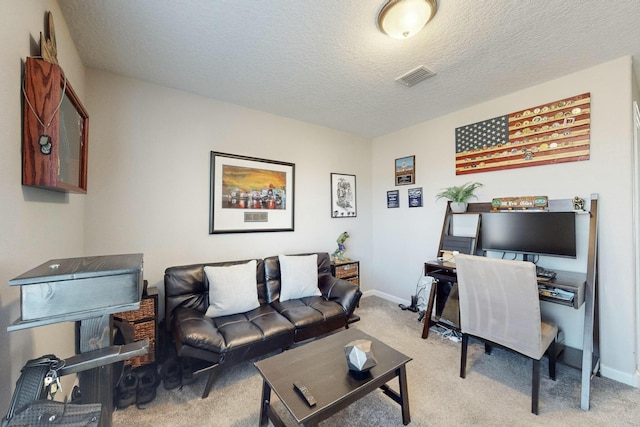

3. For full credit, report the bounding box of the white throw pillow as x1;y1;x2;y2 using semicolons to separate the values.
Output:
279;254;321;302
204;260;260;317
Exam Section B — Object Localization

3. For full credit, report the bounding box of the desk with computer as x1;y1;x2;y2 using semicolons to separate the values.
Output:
422;195;599;411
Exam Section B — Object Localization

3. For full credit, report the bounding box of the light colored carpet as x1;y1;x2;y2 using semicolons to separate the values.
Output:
113;296;640;426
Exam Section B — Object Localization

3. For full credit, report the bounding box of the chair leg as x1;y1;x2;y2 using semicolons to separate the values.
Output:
202;367;219;399
531;358;540;415
484;343;492;355
460;333;468;378
548;339;557;381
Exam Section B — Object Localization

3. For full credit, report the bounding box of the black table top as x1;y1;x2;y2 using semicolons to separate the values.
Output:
9;253;144;285
254;328;411;424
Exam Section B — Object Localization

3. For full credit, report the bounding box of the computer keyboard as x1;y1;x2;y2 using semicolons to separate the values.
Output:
536;265;557;280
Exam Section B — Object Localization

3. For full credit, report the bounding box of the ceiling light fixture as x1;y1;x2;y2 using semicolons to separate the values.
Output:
377;0;437;40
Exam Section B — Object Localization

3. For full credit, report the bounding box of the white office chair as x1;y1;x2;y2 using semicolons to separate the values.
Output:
455;254;558;415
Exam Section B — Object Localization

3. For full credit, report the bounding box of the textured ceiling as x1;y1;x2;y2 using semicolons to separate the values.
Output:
57;0;640;138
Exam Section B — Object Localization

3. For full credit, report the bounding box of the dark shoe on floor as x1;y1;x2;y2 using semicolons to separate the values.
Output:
161;358;181;390
135;364;159;406
180;357;195;385
70;385;82;404
116;370;138;409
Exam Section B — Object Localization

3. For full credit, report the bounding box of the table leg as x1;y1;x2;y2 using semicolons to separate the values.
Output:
398;365;411;425
259;380;271;427
259;381;286;427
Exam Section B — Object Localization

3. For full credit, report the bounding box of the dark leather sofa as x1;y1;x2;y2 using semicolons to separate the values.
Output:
164;252;361;398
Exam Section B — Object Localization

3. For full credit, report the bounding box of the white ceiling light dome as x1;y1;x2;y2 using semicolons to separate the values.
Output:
377;0;437;40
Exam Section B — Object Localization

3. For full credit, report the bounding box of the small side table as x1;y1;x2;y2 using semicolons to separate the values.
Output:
331;259;359;288
331;259;360;323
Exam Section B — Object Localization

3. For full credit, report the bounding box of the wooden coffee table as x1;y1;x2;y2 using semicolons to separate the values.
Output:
254;328;412;426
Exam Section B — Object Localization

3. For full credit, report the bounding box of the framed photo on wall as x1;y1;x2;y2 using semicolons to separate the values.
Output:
395;155;415;185
408;187;423;207
387;190;400;208
331;173;357;218
209;152;295;233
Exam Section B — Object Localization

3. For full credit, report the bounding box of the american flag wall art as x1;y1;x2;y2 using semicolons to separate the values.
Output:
455;93;591;175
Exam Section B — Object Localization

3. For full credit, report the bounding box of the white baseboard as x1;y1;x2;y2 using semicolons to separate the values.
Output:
599;366;640;388
361;289;410;306
632;371;640;388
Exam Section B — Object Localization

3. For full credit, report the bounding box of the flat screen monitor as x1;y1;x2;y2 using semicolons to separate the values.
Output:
480;211;577;258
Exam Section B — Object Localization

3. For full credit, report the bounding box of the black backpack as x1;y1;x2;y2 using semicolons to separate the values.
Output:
2;355;101;427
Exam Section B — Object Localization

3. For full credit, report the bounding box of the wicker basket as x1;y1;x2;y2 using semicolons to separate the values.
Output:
115;298;155;322
114;290;157;367
345;276;359;286
334;263;358;279
127;320;156;367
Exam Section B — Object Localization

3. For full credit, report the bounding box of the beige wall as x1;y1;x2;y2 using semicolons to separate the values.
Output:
83;70;374;319
631;67;640;386
372;56;637;385
0;1;86;411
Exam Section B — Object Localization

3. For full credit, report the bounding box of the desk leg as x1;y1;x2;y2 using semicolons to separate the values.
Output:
421;280;437;339
398;365;411;425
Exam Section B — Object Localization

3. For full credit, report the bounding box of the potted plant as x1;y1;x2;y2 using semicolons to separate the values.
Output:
435;182;483;213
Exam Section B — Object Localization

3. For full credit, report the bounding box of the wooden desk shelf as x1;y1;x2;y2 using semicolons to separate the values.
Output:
423;196;599;411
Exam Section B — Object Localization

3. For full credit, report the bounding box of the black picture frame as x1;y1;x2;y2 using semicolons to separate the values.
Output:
210;151;295;233
387;190;400;208
395;155;415;186
330;173;357;218
408;187;423;207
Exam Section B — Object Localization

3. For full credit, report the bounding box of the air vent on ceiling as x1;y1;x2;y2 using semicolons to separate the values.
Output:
396;66;436;87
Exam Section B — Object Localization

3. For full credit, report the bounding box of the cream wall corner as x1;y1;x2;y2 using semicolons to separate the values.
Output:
0;1;87;412
631;67;640;388
372;56;637;386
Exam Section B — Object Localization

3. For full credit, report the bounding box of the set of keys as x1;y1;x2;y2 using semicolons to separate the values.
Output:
43;359;64;398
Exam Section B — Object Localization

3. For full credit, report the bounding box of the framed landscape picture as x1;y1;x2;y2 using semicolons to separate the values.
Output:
210;152;295;233
331;173;357;218
395;155;415;185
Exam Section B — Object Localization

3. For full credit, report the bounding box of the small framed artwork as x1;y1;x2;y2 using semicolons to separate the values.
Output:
210;151;295;233
331;173;357;218
408;187;423;207
395;155;415;185
387;190;400;208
